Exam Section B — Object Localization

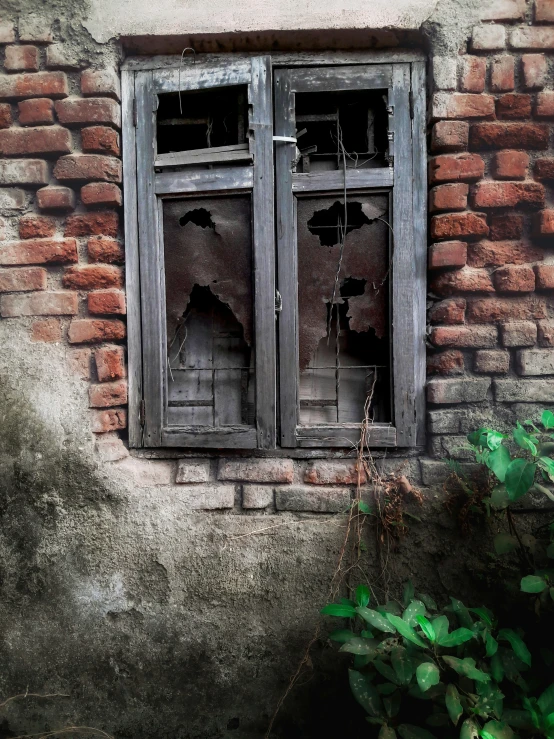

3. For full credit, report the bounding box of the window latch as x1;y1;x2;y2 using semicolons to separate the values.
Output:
275;289;283;315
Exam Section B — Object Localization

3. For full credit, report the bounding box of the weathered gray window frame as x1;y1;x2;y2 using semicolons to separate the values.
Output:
122;52;426;450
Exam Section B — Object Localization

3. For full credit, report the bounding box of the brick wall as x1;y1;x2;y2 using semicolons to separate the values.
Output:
427;0;554;465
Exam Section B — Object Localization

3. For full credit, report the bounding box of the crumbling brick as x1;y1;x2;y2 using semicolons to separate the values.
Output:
429;298;466;324
95;344;126;382
81;182;122;208
0;238;77;265
491;55;515;91
18;98;55;126
492;150;529;179
429;153;484;183
19;216;56;240
431;212;489;240
430;325;498;348
0;267;46;292
68;319;126;344
493;265;535;293
474;350;510;374
81;69;121;101
87;237;124;264
431;121;469;151
218;459;294;483
87;289;126;315
63;265;123;290
55;98;121;128
427;350;465;375
0;291;78;317
303;461;366;485
0;72;68;100
431;267;494;295
30;318;62;343
427;377;491;404
429;241;467;268
64;212;118;237
36;186;76;212
470;122;549;150
4;45;39;72
501;321;537;347
522;54;548;89
89;380;128;408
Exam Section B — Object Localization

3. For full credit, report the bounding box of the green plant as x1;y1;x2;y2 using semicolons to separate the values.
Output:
322;583;554;738
463;411;554;602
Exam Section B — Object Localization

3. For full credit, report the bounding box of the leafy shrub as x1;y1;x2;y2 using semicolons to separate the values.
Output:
322;583;554;738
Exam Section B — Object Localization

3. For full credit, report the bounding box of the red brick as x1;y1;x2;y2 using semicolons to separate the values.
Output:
54;154;122;183
0;126;71;157
427;350;465;375
91;408;127;433
430;183;468;212
81;69;120;101
429;153;484;184
303;460;367;485
218;458;294;483
81;182;122;208
63;264;123;290
431;121;469;152
0;238;77;265
431;212;489;240
87;237;124;264
36;186;76;212
468;239;542;267
492;150;529;179
472;181;545;209
429;298;466;324
536;0;554;22
0;291;78;317
0;72;68;100
4;45;39;72
430;325;498;347
81;126;120;156
534;264;554;289
68;318;126;344
472;25;507;50
19;216;56;240
536;91;554;117
481;0;526;21
0;22;15;43
55;98;120;128
501;321;537;347
30;318;62;343
431;267;494;296
538;320;554;347
429;241;467;269
19;17;53;43
87;289;126;315
522;54;548;89
490;213;524;240
67;347;91;380
460;57;486;93
534;209;554;235
496;93;532;119
18;98;54;126
467;296;547;323
95;344;126;382
432;92;495;119
534;158;554;179
64;212;118;237
493;265;535;292
0;159;48;185
89;380;128;408
474;350;510;373
491;55;515;91
427;377;491;404
0;267;46;292
470;122;549;150
510;27;554;48
0;104;11;129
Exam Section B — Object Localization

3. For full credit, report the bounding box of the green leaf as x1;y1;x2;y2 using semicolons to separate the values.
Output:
321;603;357;617
480;731;495;739
502;710;534;730
484;631;498;657
437;627;474;648
358;500;373;515
490;653;504;683
356;607;396;633
538;684;554;717
485;430;506;451
398;725;437;739
417;593;438;611
494;533;519;555
513;423;538;456
416;662;440;692
431;615;450;643
375;659;401;685
460;719;480;739
481;720;514;739
467;428;487;447
379;727;397;739
329;629;356;643
340;637;378;656
348;669;383;717
505;459;536;501
520;574;548;593
443;656;490;683
403;599;426;626
378;683;399;695
416;615;436;643
490;485;510;510
488;445;511;483
547;542;554;558
386;613;426;647
383;691;401;718
469;607;494;627
542;410;554;429
498;629;531;667
356;584;370;608
391;646;414;685
446;684;463;726
403;580;415;607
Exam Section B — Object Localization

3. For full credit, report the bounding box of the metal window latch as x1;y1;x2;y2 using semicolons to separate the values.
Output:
275;289;283;315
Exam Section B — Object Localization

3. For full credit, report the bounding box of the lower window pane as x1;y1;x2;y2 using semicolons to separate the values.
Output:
296;194;391;425
162;195;255;427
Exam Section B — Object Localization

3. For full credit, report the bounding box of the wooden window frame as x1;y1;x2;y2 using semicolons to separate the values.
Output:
122;52;426;450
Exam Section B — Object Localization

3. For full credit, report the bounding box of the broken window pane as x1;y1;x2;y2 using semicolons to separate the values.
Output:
297;195;391;425
294;90;389;172
163;195;255;427
156;86;248;156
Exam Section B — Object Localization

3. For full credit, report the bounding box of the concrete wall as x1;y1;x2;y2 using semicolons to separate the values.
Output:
0;0;552;736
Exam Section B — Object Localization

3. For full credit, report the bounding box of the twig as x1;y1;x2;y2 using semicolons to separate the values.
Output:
0;693;69;711
11;728;113;739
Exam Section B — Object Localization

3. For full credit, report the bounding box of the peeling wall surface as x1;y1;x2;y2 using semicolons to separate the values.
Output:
2;0;554;735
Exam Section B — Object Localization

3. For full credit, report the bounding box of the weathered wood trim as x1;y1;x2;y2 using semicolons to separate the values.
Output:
161;427;258;448
154;166;254;194
152;61;251;93
287;64;392;92
296;424;397;448
155;143;252;168
292;168;393;193
122;70;143;448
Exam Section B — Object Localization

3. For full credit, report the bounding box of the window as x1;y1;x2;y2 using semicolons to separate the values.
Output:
122;53;426;450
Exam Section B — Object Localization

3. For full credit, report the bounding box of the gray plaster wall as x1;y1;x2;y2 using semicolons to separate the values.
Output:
0;0;493;736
